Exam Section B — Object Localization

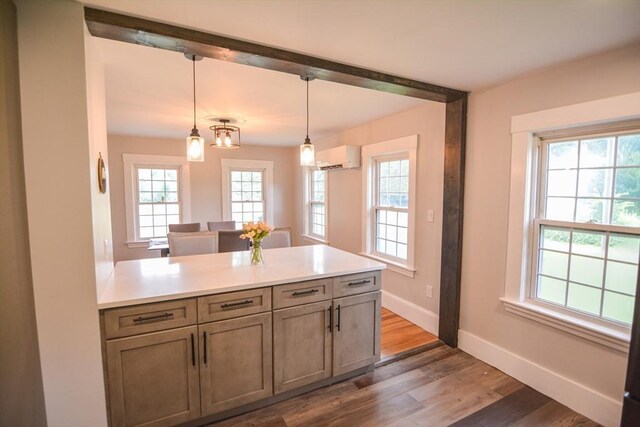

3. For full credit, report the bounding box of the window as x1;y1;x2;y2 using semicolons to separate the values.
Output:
303;169;327;241
136;167;181;239
361;135;417;277
374;157;410;260
230;170;265;224
503;93;640;352
123;154;191;246
533;132;640;325
221;159;274;227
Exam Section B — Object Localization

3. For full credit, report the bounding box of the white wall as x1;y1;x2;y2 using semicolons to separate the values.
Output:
294;101;445;327
17;0;109;425
460;43;640;426
108;135;297;262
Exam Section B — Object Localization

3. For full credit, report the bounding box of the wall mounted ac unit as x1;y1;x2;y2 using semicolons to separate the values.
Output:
315;145;361;170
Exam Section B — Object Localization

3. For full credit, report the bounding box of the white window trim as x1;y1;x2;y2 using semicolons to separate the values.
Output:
361;135;418;278
302;167;329;244
504;92;640;353
221;159;274;226
123;154;191;247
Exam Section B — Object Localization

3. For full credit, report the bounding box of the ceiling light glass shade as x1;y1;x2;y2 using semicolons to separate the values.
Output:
300;140;315;166
215;136;223;147
186;134;205;162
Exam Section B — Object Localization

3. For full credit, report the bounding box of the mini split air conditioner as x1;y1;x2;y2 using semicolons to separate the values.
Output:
315;145;361;170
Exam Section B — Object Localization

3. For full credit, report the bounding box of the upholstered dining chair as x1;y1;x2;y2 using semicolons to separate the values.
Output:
217;230;250;253
262;227;293;249
167;231;217;257
207;221;236;232
168;223;201;233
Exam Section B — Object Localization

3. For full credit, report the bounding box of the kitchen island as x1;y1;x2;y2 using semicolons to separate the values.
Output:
98;245;385;427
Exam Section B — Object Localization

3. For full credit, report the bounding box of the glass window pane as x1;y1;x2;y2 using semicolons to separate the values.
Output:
138;168;151;180
397;212;408;228
537;276;566;305
165;181;178;192
387;226;397;242
139;180;152;192
605;261;638;295
602;292;634;324
580;137;615;168
153;204;166;215
139;216;153;227
614;168;640;199
539;250;568;279
378;210;386;224
608;234;640;263
153;226;167;237
541;227;570;252
166;204;180;215
379;162;389;177
151;169;165;180
397;227;408;244
166;215;180;225
252;172;262;181
567;283;601;315
152;192;165;203
241;171;252;181
386;241;397;257
231;171;242;181
545;197;575;221
139;227;154;238
547;170;576;197
139;205;152;215
232;213;243;223
376;238;386;253
139;192;152;203
387;211;398;225
548;141;578;170
165;169;177;180
571;231;605;258
165;192;178;203
151;181;166;192
569;255;603;287
612;200;640;227
577;169;612;198
575;198;609;224
377;224;386;239
397;244;408;260
616;134;640;167
153;216;167;226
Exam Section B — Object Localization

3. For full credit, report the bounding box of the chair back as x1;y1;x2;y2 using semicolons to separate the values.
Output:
168;223;201;233
218;230;250;253
207;221;236;232
262;227;292;249
168;231;217;257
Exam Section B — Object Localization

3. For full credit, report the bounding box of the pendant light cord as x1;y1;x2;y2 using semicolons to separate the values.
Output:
306;77;310;140
192;57;197;129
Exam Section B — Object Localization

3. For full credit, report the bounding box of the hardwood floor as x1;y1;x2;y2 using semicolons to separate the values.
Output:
381;308;438;359
208;343;598;427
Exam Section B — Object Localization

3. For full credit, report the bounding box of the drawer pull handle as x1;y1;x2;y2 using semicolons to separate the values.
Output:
221;299;254;309
292;289;319;297
191;333;195;367
347;280;370;287
203;331;207;364
132;312;174;323
336;305;341;332
327;307;332;332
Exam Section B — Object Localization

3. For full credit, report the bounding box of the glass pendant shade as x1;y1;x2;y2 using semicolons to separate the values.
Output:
300;140;315;166
186;134;205;162
210;119;241;149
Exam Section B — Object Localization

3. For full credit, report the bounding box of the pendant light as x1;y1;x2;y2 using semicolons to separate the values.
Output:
210;118;241;149
185;53;205;162
299;74;316;166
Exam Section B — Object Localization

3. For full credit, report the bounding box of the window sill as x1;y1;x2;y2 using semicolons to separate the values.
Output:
499;298;630;353
125;241;151;249
302;234;329;245
358;252;415;278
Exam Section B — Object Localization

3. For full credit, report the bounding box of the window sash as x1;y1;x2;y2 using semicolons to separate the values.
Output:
135;166;182;240
309;201;326;238
229;168;266;225
530;131;640;326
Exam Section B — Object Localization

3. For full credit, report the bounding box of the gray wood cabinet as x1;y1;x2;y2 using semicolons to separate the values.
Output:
273;300;333;393
199;312;273;415
105;326;201;427
333;292;382;376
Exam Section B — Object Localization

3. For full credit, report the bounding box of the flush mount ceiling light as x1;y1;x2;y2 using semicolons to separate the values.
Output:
185;53;205;162
210;117;241;149
299;74;316;166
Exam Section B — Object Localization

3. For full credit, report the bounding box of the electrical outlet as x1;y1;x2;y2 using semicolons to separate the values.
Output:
426;285;433;298
427;210;434;222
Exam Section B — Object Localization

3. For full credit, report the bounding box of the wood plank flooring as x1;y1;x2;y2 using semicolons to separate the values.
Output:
208;343;597;427
381;308;438;359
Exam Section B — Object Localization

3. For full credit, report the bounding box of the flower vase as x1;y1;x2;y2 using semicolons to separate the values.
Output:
250;240;264;265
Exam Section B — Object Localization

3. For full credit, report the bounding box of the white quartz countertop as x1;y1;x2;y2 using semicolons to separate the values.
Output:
98;245;386;309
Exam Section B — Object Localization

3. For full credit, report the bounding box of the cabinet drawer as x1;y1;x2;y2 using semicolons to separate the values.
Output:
332;271;381;298
198;288;271;323
273;279;332;309
103;299;197;339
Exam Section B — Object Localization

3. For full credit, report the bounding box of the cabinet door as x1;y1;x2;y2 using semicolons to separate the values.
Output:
273;301;333;394
333;291;381;376
106;326;200;427
199;312;273;416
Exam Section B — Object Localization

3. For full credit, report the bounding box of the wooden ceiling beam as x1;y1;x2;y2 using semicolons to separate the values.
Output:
84;7;467;103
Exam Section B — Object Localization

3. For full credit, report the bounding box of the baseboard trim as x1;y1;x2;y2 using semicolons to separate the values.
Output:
458;329;622;427
381;290;439;335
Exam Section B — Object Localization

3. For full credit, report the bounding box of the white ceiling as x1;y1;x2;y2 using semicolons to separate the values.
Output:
85;0;640;145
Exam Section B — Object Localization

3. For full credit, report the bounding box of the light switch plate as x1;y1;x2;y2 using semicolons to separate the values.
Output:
426;285;433;298
427;210;434;222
